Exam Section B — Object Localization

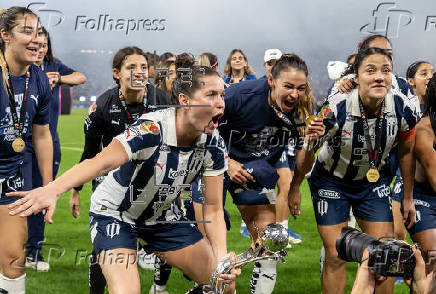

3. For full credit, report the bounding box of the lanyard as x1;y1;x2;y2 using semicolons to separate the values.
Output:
118;87;148;123
269;90;305;128
358;98;385;169
4;66;30;138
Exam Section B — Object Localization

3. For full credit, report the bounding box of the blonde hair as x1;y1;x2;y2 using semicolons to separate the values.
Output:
195;52;218;69
223;49;255;77
297;82;315;136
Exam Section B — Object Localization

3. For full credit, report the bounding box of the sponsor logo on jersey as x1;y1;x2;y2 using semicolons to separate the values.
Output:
109;105;121;113
414;199;430;207
155;163;165;171
318;189;340;199
342;129;352;136
168;168;191;179
30;94;39;105
160;145;171;152
373;184;390;198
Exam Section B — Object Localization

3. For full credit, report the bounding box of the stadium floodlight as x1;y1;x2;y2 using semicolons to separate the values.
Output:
79;96;86;102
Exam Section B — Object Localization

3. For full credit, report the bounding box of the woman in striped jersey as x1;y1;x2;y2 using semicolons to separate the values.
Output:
7;65;240;294
301;47;418;294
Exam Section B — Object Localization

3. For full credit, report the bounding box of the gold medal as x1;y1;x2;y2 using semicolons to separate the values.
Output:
305;105;332;126
12;137;25;153
305;114;317;126
366;168;380;183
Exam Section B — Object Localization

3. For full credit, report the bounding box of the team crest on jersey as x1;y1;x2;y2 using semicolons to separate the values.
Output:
317;200;328;216
88;102;97;115
140;121;160;135
106;222;120;239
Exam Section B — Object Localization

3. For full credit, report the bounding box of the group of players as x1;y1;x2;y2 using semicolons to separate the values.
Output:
1;5;436;294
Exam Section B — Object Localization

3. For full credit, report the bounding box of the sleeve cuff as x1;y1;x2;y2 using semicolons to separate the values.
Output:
114;137;133;160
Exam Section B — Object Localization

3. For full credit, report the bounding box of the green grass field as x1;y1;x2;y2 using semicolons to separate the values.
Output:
25;109;411;293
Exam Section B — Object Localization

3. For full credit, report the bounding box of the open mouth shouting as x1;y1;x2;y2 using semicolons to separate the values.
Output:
281;99;296;112
210;112;224;128
27;47;39;59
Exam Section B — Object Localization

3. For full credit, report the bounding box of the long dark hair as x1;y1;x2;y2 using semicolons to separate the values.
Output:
171;64;220;104
112;46;148;85
41;27;54;63
342;35;393;77
358;34;392;51
424;74;436;135
406;61;430;79
348;47;393;77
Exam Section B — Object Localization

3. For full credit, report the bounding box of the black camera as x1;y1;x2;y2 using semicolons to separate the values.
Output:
336;227;415;279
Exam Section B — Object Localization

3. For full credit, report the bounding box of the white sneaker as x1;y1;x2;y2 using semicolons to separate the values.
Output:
288;228;302;244
149;284;169;294
137;249;156;270
25;256;50;272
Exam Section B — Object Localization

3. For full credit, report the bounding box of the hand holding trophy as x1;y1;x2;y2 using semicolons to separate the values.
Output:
192;223;289;294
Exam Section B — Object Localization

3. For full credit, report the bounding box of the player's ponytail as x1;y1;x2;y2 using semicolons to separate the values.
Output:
171;52;219;105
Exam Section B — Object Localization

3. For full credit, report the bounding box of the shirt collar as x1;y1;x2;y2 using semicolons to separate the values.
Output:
160;107;208;147
351;88;395;117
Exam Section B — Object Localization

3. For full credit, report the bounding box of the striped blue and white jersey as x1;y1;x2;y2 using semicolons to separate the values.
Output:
329;73;421;116
314;88;418;182
90;108;228;225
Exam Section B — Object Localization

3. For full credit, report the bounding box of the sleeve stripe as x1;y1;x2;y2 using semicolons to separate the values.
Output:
398;126;416;141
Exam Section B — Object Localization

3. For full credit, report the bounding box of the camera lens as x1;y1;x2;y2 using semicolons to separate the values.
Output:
336;227;382;262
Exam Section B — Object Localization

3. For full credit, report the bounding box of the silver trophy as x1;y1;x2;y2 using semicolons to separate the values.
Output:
196;223;289;294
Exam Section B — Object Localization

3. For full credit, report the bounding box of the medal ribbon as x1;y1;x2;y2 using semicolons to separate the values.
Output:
358;98;385;170
4;65;30;138
118;87;148;123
